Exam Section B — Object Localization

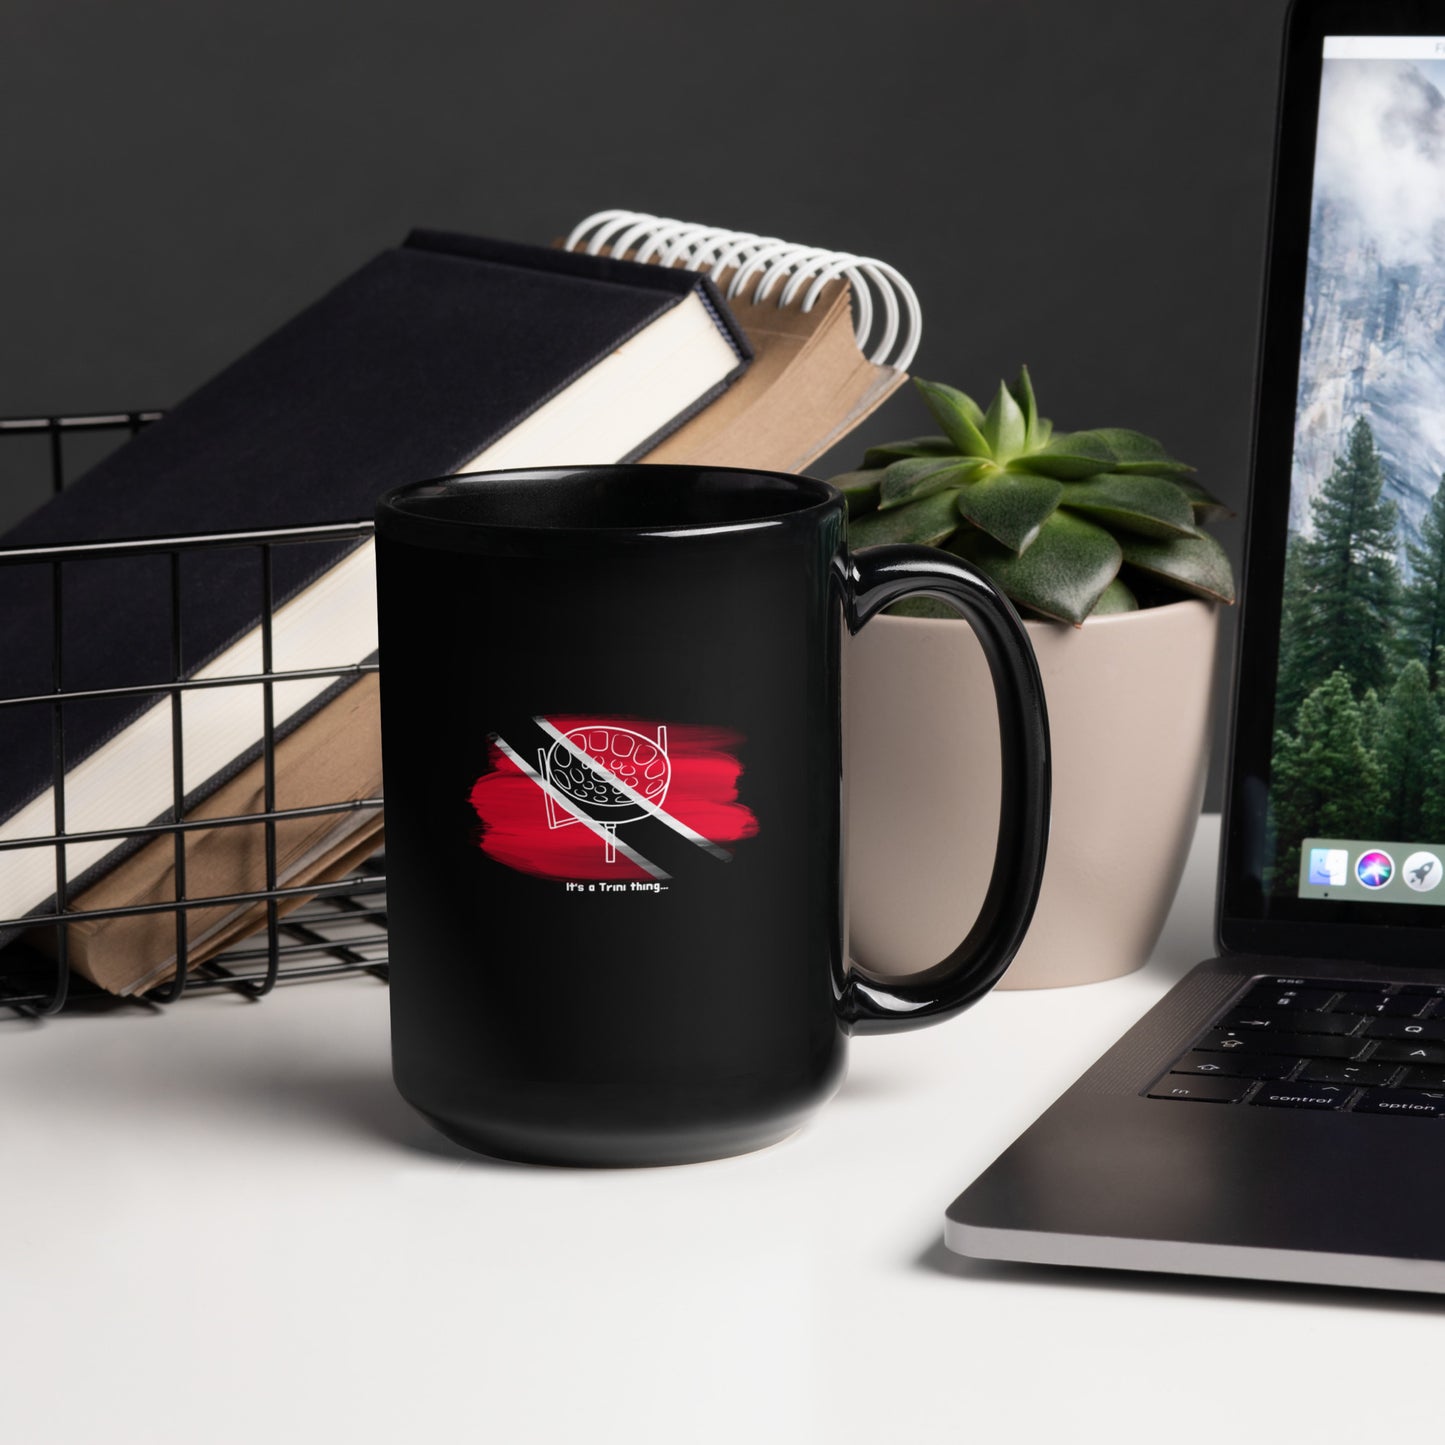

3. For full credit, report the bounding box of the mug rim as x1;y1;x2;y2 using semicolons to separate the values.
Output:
375;463;842;548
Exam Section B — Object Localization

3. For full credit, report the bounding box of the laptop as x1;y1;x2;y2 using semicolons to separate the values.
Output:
944;0;1445;1294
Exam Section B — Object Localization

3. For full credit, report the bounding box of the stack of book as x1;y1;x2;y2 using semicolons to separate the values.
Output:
1;211;920;995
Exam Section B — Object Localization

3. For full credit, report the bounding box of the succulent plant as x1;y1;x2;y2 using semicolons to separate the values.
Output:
832;369;1235;624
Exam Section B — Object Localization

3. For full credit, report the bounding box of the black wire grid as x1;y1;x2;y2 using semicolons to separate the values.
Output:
0;411;388;1017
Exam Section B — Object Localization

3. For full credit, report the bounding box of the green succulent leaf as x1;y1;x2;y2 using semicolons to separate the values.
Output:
878;457;988;510
1013;430;1120;479
1090;577;1139;614
1016;427;1195;479
1083;428;1195;475
1173;476;1235;522
831;469;883;517
1033;415;1053;447
862;435;955;469
919;380;985;428
1058;472;1200;540
884;597;957;619
953;470;1063;554
913;379;991;458
950;511;1123;625
1008;366;1040;446
980;380;1028;461
1119;531;1236;603
848;488;962;548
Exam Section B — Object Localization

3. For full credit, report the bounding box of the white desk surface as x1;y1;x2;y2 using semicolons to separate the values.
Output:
3;813;1441;1445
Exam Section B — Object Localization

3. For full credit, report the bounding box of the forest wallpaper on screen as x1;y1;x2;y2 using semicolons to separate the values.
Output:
1267;54;1445;891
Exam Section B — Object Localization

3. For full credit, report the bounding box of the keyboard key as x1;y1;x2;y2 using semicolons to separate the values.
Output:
1297;1061;1398;1087
1250;1082;1352;1110
1354;1089;1445;1117
1241;984;1337;1011
1378;997;1432;1017
1221;1009;1360;1035
1197;1031;1366;1059
1334;992;1423;1017
1402;1066;1445;1088
1371;995;1432;1017
1395;985;1445;998
1149;1076;1253;1102
1170;1052;1298;1079
1369;1041;1445;1065
1364;1018;1445;1041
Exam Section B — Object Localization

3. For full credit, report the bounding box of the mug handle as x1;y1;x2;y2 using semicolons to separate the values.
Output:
839;544;1052;1034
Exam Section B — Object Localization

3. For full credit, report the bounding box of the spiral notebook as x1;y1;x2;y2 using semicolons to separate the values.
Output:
563;211;921;473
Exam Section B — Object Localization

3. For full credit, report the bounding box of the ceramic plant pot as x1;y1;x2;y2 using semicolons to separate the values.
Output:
844;598;1221;989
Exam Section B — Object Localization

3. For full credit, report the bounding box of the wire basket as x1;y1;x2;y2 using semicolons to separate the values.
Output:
0;410;388;1018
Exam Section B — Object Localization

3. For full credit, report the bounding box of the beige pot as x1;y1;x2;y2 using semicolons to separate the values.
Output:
844;598;1220;989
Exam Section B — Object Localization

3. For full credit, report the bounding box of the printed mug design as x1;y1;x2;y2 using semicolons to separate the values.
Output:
538;722;671;864
469;715;759;882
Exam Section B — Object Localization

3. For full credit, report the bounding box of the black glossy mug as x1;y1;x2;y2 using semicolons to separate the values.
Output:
375;465;1049;1166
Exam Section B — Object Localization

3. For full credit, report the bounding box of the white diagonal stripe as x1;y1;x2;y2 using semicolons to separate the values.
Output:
534;717;733;863
489;733;670;881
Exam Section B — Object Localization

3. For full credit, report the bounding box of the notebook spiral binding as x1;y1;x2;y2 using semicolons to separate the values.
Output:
564;209;922;372
0;410;388;1019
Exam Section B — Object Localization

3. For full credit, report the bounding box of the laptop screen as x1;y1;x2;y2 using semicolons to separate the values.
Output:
1267;33;1445;912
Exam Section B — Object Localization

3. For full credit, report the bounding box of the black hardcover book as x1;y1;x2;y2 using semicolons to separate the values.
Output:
0;230;750;936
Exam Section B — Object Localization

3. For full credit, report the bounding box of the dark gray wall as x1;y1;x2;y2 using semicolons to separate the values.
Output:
1;0;1291;804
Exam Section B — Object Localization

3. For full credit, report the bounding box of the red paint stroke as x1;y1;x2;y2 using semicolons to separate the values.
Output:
468;717;759;882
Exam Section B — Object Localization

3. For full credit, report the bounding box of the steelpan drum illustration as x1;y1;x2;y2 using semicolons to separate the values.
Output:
538;724;671;862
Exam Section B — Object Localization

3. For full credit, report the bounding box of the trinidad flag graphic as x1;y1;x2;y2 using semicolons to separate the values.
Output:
468;716;759;883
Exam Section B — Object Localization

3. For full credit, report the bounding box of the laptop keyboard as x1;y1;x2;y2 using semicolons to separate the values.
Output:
1148;977;1445;1115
